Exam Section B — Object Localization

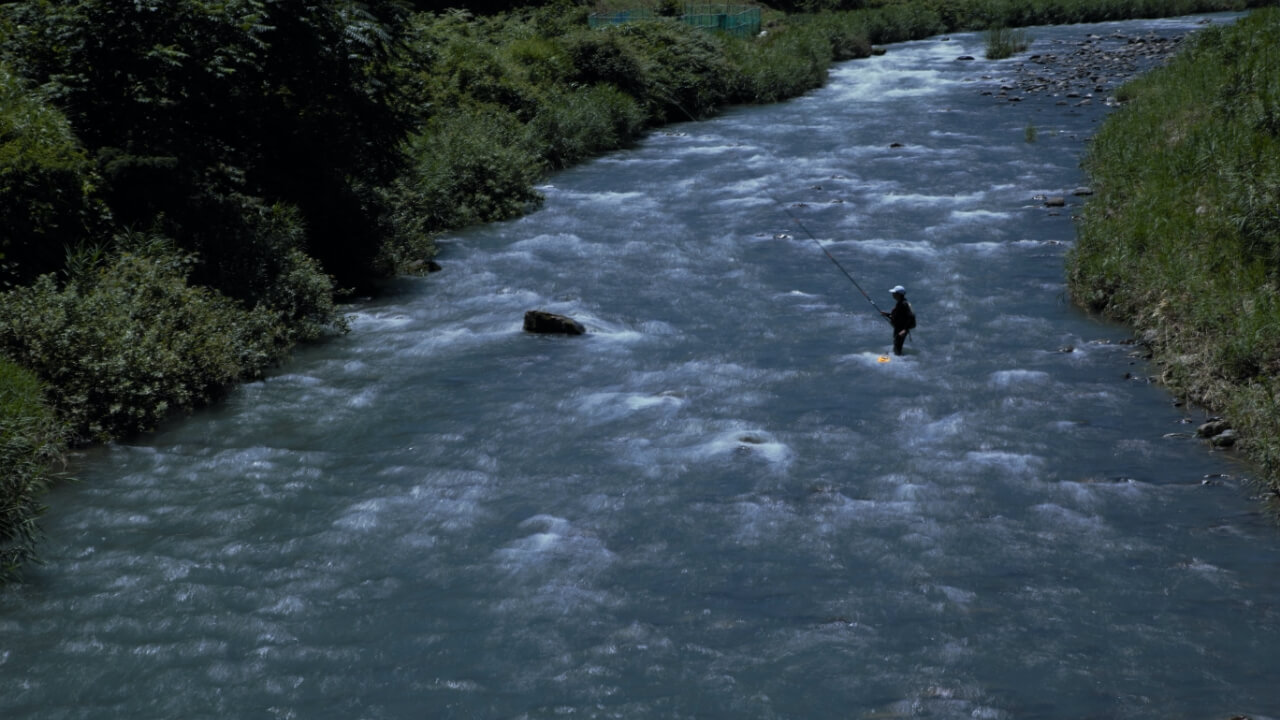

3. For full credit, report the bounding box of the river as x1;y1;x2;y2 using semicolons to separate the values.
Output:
4;13;1279;720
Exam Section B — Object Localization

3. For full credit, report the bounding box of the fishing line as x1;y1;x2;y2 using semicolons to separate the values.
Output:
771;195;891;324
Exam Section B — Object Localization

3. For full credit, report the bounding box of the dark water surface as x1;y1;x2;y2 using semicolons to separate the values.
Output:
5;14;1279;720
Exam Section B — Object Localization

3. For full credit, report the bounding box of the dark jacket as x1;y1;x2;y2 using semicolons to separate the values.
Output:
888;298;915;333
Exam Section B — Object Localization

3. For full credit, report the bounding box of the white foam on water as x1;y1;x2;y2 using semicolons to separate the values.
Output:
1030;502;1106;534
983;314;1054;334
988;369;1051;388
488;515;620;623
948;209;1014;223
509;231;589;253
828;64;952;102
398;324;521;360
547;188;656;210
333;497;387;532
401;469;496;535
692;428;793;468
962;450;1045;478
567;316;649;344
679;142;752;157
827;236;937;259
874;190;986;208
729;495;798;547
345;309;414;333
572;391;686;425
713;195;772;211
1054;477;1147;512
914;410;969;445
836;351;905;370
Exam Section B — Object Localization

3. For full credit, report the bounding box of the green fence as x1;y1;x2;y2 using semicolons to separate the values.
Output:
589;5;762;39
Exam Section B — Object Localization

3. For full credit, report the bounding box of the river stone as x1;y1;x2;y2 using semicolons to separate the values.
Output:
1196;418;1231;438
523;310;585;335
1211;429;1238;448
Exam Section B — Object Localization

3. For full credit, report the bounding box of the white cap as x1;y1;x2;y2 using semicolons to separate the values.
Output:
890;285;906;295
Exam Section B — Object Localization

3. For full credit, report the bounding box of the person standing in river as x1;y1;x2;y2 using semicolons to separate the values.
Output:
881;285;915;356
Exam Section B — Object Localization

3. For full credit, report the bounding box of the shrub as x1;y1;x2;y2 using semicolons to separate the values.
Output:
725;24;834;104
528;84;647;169
606;20;739;123
172;195;346;344
0;236;289;443
395;108;546;234
562;28;651;98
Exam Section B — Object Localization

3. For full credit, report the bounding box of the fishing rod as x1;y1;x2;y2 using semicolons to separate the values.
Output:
771;196;892;324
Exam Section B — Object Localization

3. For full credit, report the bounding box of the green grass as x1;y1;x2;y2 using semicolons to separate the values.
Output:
1067;7;1280;487
985;25;1031;59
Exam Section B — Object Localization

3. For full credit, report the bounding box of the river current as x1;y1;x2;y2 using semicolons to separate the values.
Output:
5;14;1279;720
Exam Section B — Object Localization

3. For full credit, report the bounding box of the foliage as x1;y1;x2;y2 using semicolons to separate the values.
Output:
0;358;66;583
724;19;833;103
529;84;648;169
0;235;290;444
0;0;414;290
1067;7;1280;483
0;62;102;288
393;108;547;233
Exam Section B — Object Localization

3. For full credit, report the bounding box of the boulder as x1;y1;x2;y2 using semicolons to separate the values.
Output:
523;310;585;335
1196;418;1231;438
1211;429;1238;448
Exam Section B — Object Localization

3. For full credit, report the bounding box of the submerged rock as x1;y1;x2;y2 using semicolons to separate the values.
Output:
523;310;585;335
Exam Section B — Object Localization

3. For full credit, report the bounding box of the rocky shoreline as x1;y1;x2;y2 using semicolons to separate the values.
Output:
961;21;1215;106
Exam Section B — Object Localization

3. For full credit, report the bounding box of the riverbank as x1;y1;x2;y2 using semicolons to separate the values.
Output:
0;0;1265;580
1067;6;1280;496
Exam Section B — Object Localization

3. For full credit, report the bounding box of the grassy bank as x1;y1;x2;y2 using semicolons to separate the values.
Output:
1068;6;1280;489
0;0;1265;580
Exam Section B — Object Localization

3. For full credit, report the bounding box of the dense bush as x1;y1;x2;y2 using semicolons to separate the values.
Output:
607;20;739;123
0;358;65;582
395;108;547;233
0;235;290;443
724;21;833;103
1067;7;1280;479
529;84;648;169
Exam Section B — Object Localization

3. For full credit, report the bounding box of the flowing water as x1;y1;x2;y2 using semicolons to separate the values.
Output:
5;14;1280;720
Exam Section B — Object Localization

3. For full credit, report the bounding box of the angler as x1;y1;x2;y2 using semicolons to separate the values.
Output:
772;195;918;358
880;285;916;356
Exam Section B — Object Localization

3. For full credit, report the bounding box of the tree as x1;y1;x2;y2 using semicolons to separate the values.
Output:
1;0;415;292
0;62;101;286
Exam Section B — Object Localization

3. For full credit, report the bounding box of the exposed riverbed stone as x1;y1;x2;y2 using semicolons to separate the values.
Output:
523;310;586;335
1211;429;1238;448
1196;418;1231;438
986;27;1191;105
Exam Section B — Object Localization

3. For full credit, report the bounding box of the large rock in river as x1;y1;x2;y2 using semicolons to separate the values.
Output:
523;310;585;335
